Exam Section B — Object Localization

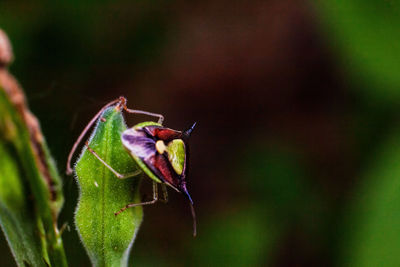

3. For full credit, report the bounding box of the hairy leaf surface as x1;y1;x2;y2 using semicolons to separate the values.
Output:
75;105;143;267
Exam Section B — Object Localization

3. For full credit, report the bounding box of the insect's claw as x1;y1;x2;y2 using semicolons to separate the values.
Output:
66;167;73;175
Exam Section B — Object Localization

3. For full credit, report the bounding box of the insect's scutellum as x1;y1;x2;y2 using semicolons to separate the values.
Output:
66;97;197;237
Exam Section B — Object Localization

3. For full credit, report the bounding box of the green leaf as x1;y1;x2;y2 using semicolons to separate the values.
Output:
315;0;400;103
0;140;44;266
75;105;143;267
0;29;66;266
340;127;400;266
0;82;66;266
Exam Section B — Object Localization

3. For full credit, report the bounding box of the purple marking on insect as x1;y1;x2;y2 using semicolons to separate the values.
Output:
122;129;156;159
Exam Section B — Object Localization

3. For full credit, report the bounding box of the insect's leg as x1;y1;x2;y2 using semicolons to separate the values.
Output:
114;181;159;216
66;96;126;175
59;222;70;236
159;184;168;203
85;142;141;179
123;107;164;124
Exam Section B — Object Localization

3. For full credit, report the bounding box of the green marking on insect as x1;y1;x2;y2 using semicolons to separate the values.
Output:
166;139;185;175
67;97;197;236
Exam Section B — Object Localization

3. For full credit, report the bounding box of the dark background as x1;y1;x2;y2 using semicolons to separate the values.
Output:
1;0;400;266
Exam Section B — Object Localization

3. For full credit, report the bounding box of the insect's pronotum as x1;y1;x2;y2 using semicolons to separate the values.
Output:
66;97;197;236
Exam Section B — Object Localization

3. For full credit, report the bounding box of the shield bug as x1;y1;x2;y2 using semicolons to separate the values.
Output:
66;97;197;236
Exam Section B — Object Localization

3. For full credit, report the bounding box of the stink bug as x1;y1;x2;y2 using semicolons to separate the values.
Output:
66;97;197;236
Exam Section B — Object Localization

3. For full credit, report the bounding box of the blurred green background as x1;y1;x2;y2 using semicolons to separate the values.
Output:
1;0;400;266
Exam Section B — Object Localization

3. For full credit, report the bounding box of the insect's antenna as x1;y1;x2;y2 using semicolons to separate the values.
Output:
66;97;126;175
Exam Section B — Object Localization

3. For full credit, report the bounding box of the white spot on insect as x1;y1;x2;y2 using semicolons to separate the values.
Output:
156;140;166;154
94;181;99;187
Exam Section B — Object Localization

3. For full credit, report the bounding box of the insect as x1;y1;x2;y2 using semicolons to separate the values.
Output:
66;96;197;236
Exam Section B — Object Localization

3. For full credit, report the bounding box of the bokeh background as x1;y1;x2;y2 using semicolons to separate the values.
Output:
1;0;400;266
